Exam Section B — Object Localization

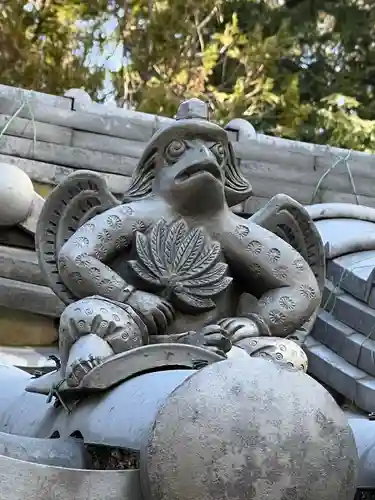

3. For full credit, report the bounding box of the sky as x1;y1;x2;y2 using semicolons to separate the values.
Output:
24;1;122;103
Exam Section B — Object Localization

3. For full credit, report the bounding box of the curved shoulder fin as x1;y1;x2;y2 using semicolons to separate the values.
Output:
249;194;325;294
36;171;120;304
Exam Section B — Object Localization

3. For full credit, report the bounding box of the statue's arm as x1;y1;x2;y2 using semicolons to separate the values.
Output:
222;221;321;338
57;205;137;301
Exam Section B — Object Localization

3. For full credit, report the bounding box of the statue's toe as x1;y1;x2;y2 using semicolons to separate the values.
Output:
236;336;308;372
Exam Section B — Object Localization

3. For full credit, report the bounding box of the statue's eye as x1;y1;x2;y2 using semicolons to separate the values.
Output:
165;140;186;161
211;143;226;161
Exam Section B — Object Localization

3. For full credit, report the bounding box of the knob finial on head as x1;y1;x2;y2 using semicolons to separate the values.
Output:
175;98;209;121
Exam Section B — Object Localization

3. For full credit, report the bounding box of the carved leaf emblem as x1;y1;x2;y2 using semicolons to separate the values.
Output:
129;218;232;312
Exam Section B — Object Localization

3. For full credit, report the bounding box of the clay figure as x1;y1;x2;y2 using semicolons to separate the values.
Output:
0;98;359;500
32;98;326;390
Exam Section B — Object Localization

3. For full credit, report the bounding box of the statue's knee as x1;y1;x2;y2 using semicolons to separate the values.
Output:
59;297;147;354
59;298;103;338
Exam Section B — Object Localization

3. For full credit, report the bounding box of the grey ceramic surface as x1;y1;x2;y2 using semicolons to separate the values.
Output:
314;218;375;259
0;163;35;227
311;310;375;377
0;389;54;438
0;454;142;500
306;203;375;224
0;369;194;451
326;250;375;305
322;280;375;339
0;432;90;468
304;336;375;413
1;101;356;500
347;416;375;489
142;357;358;500
312;311;365;367
0;364;30;410
304;210;375;415
302;205;375;418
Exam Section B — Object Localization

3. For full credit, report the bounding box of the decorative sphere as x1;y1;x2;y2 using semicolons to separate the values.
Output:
225;118;256;139
175;98;209;121
142;358;358;500
226;345;251;361
0;163;35;226
64;88;92;107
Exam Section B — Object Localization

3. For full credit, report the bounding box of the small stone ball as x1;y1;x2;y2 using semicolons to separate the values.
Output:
0;163;35;226
142;358;358;500
175;98;209;121
64;88;92;107
225;118;256;140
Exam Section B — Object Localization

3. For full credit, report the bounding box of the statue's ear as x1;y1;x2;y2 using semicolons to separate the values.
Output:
223;142;252;207
123;149;158;202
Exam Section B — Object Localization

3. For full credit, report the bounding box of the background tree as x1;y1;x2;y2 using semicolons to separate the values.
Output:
1;0;375;152
0;0;106;96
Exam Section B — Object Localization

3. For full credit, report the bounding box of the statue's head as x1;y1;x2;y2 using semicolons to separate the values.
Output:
123;99;252;215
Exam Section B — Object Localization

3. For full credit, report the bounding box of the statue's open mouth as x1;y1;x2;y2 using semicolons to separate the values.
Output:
176;160;221;183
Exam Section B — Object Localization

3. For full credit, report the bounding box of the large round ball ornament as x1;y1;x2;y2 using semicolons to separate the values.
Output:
141;358;358;500
0;163;35;226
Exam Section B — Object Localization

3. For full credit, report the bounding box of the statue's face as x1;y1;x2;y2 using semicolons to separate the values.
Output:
153;137;227;216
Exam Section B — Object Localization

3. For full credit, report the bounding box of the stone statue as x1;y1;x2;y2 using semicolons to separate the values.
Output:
31;97;325;393
0;99;359;500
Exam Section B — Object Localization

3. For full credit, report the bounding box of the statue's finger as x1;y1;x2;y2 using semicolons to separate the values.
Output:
227;321;247;335
206;346;227;358
201;324;223;335
160;301;175;323
217;318;230;328
204;333;223;345
205;333;232;352
153;309;168;333
217;318;236;333
143;314;157;335
222;337;233;352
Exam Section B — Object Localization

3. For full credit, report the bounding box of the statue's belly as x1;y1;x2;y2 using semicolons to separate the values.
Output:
166;283;238;335
112;249;239;335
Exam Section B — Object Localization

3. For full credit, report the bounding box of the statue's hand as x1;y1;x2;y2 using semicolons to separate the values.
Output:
179;325;232;358
200;324;232;357
127;290;174;335
217;317;261;343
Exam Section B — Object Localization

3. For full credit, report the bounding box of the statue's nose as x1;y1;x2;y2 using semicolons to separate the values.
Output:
194;145;218;166
198;145;212;157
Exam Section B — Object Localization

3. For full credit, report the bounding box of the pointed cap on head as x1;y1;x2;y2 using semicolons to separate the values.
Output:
125;97;253;206
138;97;224;156
175;98;209;121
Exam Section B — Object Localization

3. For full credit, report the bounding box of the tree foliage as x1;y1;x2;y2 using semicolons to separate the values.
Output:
1;0;375;151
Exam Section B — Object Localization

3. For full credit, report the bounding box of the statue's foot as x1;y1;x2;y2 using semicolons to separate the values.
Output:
58;296;149;375
65;355;104;388
235;336;308;372
200;325;232;357
217;315;270;341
